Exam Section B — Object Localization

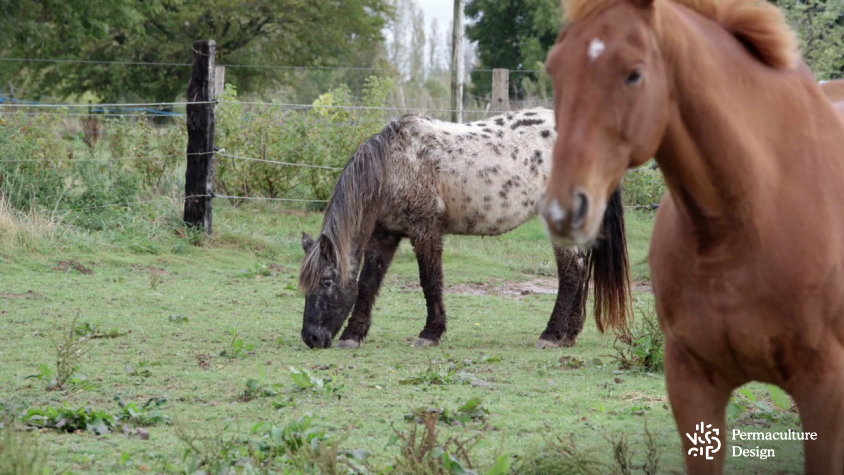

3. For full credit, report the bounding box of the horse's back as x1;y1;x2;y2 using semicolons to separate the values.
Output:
409;109;558;236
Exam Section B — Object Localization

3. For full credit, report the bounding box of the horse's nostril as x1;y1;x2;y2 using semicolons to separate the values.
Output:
572;191;589;229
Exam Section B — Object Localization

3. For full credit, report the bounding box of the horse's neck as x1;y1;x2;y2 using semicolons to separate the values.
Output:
653;5;830;246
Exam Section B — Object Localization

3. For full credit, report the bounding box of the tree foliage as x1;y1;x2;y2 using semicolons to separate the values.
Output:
465;0;560;99
465;0;843;101
0;0;392;102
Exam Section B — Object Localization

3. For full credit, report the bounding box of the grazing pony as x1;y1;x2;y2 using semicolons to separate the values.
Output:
299;108;629;349
541;0;844;472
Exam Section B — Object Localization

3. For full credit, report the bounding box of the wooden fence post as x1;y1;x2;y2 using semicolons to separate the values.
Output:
491;68;509;113
184;40;217;233
214;65;226;99
450;0;465;123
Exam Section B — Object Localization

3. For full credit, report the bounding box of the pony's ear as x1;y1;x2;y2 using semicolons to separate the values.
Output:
302;232;315;252
628;0;655;8
318;235;337;265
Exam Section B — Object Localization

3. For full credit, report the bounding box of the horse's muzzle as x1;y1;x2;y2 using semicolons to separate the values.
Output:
541;190;590;242
302;325;333;349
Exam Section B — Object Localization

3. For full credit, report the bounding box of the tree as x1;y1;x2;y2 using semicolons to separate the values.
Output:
0;0;392;102
465;0;560;99
465;0;843;103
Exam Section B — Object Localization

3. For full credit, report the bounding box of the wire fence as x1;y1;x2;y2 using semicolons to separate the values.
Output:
0;56;685;212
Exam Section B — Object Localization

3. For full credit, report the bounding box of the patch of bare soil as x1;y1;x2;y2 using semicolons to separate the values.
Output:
397;277;654;299
2;290;41;299
268;263;293;275
53;260;94;274
446;278;559;298
397;278;557;299
632;281;653;294
133;265;168;275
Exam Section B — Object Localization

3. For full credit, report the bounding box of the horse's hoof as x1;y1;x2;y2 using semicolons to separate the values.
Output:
337;339;360;349
536;339;561;349
560;336;577;348
412;338;439;348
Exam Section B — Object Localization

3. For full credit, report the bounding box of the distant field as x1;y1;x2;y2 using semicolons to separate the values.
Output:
0;204;805;473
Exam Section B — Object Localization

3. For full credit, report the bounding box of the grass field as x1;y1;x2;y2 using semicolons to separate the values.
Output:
0;202;806;473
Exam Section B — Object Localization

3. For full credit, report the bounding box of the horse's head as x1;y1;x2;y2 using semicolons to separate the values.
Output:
299;232;360;348
541;0;669;245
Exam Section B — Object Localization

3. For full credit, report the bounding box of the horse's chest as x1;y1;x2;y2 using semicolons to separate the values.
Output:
653;237;840;385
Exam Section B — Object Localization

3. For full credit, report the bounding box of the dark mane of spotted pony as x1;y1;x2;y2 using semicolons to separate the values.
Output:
299;121;398;293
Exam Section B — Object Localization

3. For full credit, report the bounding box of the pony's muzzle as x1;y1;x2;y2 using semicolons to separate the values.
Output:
541;190;590;240
302;325;333;349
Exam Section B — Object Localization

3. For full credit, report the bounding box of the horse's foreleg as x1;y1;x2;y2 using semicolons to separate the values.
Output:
665;338;734;475
789;347;844;474
412;234;446;347
538;246;587;348
337;231;401;349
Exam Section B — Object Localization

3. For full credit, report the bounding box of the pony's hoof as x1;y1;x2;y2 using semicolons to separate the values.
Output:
536;339;561;349
560;336;577;347
412;338;439;348
337;339;360;349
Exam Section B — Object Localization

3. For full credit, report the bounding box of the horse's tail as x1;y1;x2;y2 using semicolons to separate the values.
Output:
299;120;398;292
585;187;631;333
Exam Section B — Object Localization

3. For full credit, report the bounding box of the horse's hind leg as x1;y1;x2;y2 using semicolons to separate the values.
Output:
337;231;401;348
411;233;446;348
538;246;587;349
789;349;844;473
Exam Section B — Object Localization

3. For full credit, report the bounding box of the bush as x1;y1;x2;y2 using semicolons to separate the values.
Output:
215;76;395;202
0;110;184;232
622;161;665;209
612;306;665;373
778;0;844;79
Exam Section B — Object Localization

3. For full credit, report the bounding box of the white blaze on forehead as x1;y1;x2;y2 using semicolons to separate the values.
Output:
588;38;606;61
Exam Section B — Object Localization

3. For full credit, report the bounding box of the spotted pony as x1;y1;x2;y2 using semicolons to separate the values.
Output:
299;108;627;349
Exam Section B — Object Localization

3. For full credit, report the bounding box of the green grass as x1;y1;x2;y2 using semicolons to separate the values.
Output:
0;202;805;473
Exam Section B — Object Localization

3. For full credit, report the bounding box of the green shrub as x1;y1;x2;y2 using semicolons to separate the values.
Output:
622;162;665;209
23;406;117;435
114;396;171;427
0;110;183;233
215;76;394;202
779;0;844;79
612;306;665;373
176;415;369;473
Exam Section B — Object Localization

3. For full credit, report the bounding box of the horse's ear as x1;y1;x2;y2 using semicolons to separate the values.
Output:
302;232;315;252
318;235;337;265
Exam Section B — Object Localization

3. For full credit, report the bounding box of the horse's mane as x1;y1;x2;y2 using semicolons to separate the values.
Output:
299;121;397;292
562;0;798;69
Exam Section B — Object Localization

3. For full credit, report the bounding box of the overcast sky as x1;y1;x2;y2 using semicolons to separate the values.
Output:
416;0;457;31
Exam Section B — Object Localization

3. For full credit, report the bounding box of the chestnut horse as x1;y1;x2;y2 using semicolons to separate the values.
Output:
542;0;844;473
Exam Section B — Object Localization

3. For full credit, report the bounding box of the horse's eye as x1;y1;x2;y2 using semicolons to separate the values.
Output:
320;278;332;289
625;68;644;86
